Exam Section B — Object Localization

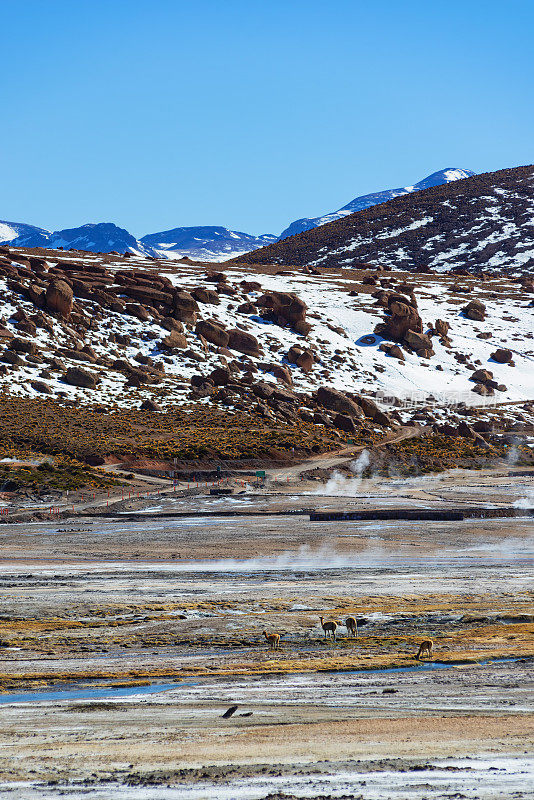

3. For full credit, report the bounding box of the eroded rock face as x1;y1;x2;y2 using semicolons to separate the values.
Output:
45;279;73;319
379;301;423;341
173;291;199;325
316;386;363;418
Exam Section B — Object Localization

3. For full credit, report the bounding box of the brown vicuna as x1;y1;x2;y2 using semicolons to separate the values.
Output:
263;631;280;650
319;616;337;641
417;639;433;660
345;616;358;637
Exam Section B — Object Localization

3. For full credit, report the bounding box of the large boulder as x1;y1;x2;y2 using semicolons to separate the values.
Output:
463;299;486;322
471;368;494;383
140;399;163;412
209;366;231;386
435;319;450;336
260;363;293;386
357;396;392;427
404;330;433;352
195;319;229;347
160;331;188;351
316;386;364;418
228;328;261;357
64;366;99;389
192;287;220;305
378;301;423;341
491;348;513;364
30;380;52;394
252;381;275;399
379;342;405;361
256;291;308;331
287;344;314;373
45;279;73;319
333;413;358;433
9;337;38;355
173;291;199;325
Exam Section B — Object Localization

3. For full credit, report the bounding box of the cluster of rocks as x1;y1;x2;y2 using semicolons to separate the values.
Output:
0;248;317;398
188;361;395;431
373;287;438;359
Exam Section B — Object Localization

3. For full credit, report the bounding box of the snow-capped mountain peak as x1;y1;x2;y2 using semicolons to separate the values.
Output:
278;168;475;240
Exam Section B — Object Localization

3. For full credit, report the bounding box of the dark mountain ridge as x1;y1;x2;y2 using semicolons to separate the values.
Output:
232;165;534;273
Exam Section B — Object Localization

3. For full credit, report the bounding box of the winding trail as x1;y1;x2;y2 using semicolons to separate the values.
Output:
268;424;421;481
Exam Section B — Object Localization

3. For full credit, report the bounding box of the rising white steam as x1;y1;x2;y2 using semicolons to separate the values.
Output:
313;450;371;496
513;491;534;509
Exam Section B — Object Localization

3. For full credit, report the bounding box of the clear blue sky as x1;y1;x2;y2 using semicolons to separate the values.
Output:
2;0;533;237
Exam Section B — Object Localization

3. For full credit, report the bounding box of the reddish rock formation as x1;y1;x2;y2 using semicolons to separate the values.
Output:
45;279;73;319
64;366;99;389
316;386;363;418
491;348;513;364
195;319;229;347
173;291;199;325
463;299;486;322
227;328;261;357
287;344;314;373
192;287;220;304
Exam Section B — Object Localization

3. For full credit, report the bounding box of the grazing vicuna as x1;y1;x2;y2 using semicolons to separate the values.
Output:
417;639;433;660
319;616;337;641
263;631;280;650
345;616;358;637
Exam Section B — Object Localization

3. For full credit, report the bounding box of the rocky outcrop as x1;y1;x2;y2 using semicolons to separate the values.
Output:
140;399;163;411
256;291;310;334
195;319;229;348
463;299;486;322
192;287;220;304
64;366;99;389
173;291;199;325
377;298;423;341
316;386;363;418
491;348;513;364
287;344;314;373
160;331;188;351
45;279;73;319
227;329;261;357
356;395;392;427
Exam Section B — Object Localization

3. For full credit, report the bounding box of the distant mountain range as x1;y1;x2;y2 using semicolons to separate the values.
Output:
140;226;277;261
0;167;474;261
233;165;534;273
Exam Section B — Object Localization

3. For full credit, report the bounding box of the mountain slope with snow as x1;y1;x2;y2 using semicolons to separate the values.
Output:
141;226;277;262
237;165;534;273
0;220;51;247
3;222;156;257
278;169;475;239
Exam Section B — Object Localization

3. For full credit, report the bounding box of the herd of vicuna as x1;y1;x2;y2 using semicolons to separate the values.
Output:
263;617;434;660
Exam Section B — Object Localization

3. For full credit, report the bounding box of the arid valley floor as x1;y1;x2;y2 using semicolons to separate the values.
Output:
0;468;532;799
